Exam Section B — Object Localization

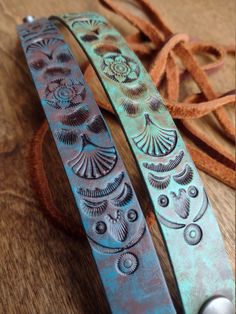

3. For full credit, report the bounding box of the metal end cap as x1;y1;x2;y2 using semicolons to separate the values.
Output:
200;296;234;314
22;16;35;23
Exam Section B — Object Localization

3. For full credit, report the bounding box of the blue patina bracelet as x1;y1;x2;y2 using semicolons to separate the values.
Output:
17;17;176;314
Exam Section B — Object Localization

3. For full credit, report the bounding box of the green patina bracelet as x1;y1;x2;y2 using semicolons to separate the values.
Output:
51;13;234;314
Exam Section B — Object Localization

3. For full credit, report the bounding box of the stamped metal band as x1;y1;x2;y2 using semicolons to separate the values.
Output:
17;18;176;314
54;13;235;314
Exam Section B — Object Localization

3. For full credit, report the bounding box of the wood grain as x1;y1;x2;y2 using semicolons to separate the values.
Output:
0;0;234;313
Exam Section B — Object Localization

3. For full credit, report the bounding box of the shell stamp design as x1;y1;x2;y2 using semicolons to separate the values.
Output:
80;32;99;43
67;14;108;42
112;183;133;206
148;173;170;190
101;53;140;83
148;95;162;112
60;105;89;126
171;189;190;219
45;78;86;109
68;134;117;179
105;210;128;242
30;58;48;71
117;252;138;275
143;150;184;172
26;37;63;53
121;82;147;99
71;15;107;31
82;199;108;217
87;115;107;133
173;164;193;185
121;98;141;117
55;128;79;145
78;172;124;197
95;44;121;56
133;114;177;157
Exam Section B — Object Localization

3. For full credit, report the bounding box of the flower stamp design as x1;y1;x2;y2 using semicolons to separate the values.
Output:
101;53;140;83
45;78;86;109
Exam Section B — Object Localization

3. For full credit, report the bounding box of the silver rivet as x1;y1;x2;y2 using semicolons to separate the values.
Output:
200;296;234;314
23;16;35;23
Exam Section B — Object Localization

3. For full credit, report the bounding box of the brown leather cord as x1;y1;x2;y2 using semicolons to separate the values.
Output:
147;0;234;141
149;33;189;84
187;43;226;75
29;0;235;237
186;143;235;189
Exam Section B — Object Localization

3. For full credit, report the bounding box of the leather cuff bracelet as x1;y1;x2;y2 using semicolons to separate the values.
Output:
53;13;235;314
17;17;176;314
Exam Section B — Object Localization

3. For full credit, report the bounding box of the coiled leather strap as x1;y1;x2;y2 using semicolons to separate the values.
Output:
53;13;234;314
17;17;176;314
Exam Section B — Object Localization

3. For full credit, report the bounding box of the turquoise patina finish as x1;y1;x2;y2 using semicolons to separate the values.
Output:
18;17;176;314
54;13;235;314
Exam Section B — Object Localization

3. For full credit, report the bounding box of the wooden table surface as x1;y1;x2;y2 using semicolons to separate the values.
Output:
0;0;234;313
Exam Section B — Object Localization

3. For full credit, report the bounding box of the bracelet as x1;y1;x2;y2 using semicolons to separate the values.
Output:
53;13;235;314
17;17;176;314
